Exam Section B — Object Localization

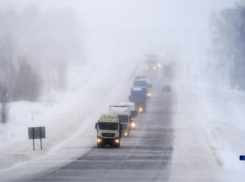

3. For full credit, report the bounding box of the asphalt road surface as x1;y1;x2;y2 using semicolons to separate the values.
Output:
31;74;173;182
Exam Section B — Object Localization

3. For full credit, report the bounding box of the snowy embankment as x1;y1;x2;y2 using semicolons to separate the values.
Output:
0;60;139;172
170;76;245;181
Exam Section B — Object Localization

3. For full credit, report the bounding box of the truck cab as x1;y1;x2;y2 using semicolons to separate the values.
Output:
95;114;121;148
109;105;131;137
134;77;152;98
128;87;147;113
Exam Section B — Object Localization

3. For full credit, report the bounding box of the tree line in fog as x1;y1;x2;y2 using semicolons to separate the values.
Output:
0;6;82;123
209;3;245;90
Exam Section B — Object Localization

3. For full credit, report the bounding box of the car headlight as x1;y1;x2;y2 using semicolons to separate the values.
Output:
97;138;102;143
131;122;136;128
114;139;120;144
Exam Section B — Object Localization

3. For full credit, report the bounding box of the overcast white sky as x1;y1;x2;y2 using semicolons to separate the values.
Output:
0;0;239;63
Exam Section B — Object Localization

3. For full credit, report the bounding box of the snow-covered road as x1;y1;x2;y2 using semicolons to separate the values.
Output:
169;83;224;181
1;61;245;182
27;83;173;182
169;78;245;182
0;60;139;181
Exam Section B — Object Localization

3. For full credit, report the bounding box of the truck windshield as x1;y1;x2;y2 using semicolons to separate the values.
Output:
146;60;158;64
98;123;118;130
118;115;129;123
134;81;147;88
131;90;146;96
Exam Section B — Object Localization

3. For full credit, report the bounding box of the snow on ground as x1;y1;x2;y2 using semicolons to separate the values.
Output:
193;87;245;181
0;59;139;172
170;75;245;181
1;58;245;182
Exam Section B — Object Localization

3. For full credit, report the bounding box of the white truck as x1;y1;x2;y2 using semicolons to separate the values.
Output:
109;105;131;137
95;114;122;148
119;102;137;129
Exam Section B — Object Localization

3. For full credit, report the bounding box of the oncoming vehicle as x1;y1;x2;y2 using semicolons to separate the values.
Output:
162;85;171;92
95;114;122;148
163;64;173;76
109;105;131;137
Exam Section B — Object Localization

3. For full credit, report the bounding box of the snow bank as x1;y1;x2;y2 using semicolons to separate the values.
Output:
0;59;139;171
170;75;245;181
194;88;245;181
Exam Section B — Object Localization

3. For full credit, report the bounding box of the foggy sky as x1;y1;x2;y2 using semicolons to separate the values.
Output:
0;0;239;64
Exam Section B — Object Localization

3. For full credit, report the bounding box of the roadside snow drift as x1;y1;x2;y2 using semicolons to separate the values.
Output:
170;77;245;182
0;60;138;171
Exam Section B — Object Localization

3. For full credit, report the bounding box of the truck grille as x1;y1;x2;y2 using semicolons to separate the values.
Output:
102;133;115;137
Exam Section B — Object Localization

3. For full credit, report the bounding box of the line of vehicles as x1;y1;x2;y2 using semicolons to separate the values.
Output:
95;76;152;148
145;54;162;71
145;54;173;76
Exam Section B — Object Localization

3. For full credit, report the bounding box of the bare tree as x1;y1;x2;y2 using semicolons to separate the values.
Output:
210;5;245;89
0;33;18;100
0;88;9;123
16;58;42;101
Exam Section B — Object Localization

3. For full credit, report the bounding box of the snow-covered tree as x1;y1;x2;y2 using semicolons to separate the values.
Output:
210;5;245;89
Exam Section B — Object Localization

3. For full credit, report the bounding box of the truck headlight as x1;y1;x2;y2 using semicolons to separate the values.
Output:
115;139;120;144
158;64;161;67
139;107;143;112
147;93;151;97
97;138;102;143
124;132;128;136
153;67;156;70
131;122;136;128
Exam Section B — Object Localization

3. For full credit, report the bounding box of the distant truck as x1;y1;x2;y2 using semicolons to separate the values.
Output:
134;76;152;88
109;105;131;137
128;87;147;113
134;76;152;98
95;114;122;148
119;102;137;129
145;55;161;70
163;65;173;76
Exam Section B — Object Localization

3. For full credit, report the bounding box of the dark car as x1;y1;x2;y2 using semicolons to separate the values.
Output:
162;85;171;92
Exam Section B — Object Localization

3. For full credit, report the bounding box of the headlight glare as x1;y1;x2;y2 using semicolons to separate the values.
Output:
115;139;120;143
139;107;143;112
